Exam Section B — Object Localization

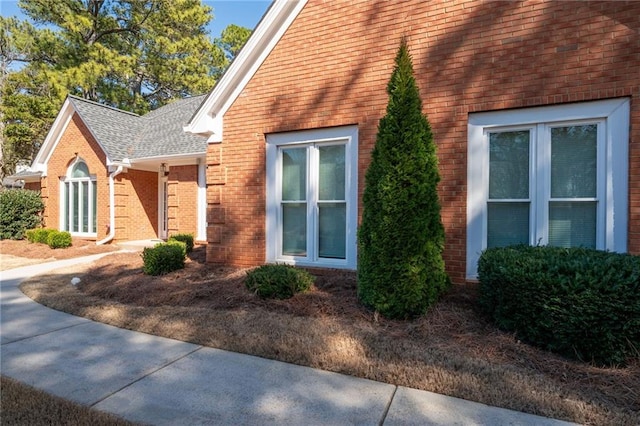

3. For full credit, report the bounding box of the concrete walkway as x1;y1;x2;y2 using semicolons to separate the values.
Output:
1;255;578;425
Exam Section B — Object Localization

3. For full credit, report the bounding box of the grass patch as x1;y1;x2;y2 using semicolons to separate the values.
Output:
0;376;135;425
11;244;640;426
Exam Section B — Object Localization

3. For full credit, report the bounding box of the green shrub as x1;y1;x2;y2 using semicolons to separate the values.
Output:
32;228;56;244
0;189;44;240
46;231;72;249
165;239;187;258
142;242;186;275
478;245;640;366
358;37;449;319
25;229;37;243
245;264;314;299
168;233;194;253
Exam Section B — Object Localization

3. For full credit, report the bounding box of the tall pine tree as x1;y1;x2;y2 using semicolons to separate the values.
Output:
358;37;449;319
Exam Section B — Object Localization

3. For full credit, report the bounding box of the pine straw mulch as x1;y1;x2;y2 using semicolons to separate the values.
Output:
15;244;640;426
0;238;118;270
0;376;135;426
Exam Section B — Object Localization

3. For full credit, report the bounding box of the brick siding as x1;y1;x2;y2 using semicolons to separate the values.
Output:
167;165;199;238
42;114;110;240
206;0;639;283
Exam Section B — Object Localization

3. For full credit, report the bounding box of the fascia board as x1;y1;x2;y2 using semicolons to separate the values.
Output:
184;0;308;139
32;98;74;175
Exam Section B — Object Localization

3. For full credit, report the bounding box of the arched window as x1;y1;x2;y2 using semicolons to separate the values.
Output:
61;159;97;236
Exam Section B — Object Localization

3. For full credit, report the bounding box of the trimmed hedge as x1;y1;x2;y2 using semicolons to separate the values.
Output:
245;264;314;299
142;242;186;275
0;189;44;240
26;228;56;244
168;233;194;253
46;231;72;249
25;228;72;249
478;245;640;366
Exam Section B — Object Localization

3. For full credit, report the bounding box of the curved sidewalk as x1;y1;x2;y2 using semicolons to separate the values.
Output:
1;255;578;425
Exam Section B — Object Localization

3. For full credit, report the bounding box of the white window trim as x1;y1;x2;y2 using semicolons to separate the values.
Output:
266;125;358;269
197;161;207;241
158;172;169;240
467;98;629;279
59;158;98;237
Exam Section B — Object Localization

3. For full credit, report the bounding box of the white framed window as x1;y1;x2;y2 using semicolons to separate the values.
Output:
60;158;97;237
266;126;358;269
467;98;629;279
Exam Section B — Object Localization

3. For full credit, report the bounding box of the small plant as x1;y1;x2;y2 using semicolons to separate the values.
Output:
165;239;187;258
168;233;194;253
142;242;186;275
25;229;37;243
245;264;314;299
46;231;72;249
32;228;56;244
0;189;44;240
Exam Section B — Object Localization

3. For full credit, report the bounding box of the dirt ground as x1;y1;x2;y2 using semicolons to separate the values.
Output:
4;240;639;425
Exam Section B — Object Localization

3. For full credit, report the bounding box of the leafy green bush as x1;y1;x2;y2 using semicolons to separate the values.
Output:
168;233;194;253
46;231;72;249
478;245;640;366
142;242;186;275
0;189;44;240
25;229;37;243
32;228;56;244
245;264;314;299
165;239;187;258
358;38;449;319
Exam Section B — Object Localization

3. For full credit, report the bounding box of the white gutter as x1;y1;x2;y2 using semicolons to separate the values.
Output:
96;165;125;245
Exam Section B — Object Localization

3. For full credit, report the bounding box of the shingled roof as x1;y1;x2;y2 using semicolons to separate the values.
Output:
67;95;207;162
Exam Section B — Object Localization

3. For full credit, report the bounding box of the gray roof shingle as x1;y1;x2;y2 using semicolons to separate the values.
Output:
67;95;207;162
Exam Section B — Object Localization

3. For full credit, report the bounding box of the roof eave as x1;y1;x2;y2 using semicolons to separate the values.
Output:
184;0;308;140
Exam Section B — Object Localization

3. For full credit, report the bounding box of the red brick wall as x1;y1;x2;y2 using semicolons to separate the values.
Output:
113;169;158;241
167;165;199;237
207;0;639;283
43;113;110;240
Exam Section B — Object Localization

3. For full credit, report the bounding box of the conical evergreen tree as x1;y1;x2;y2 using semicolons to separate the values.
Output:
358;37;449;319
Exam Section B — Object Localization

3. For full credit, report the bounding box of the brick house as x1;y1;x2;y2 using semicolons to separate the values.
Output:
17;95;208;243
185;0;638;283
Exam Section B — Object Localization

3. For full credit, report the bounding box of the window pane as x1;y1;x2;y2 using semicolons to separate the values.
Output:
549;201;596;248
319;145;345;201
82;182;89;233
489;131;529;199
282;203;306;256
318;202;346;259
72;162;90;178
487;202;529;248
551;125;597;198
92;181;97;233
282;148;306;201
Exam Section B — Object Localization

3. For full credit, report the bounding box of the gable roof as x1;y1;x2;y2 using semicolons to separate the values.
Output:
68;96;141;161
134;95;207;159
184;0;308;142
32;94;207;175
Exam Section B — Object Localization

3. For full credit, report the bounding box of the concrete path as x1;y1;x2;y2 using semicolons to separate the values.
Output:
1;255;578;425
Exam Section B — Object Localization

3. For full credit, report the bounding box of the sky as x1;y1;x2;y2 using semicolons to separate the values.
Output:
0;0;272;39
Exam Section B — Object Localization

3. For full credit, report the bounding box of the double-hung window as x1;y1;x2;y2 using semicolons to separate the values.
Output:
60;159;97;237
467;98;629;279
266;126;358;269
